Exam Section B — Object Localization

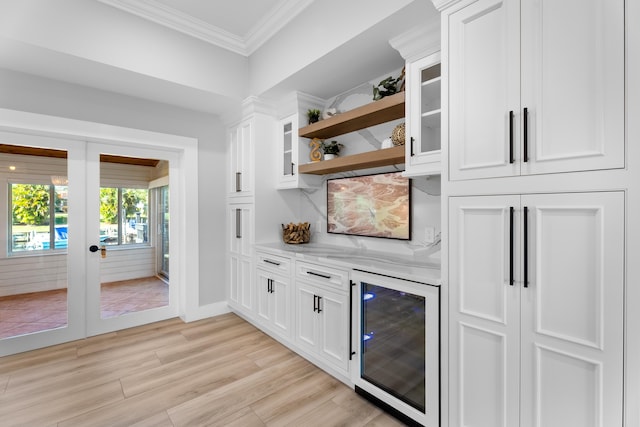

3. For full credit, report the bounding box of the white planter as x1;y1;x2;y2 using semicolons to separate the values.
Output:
324;153;337;160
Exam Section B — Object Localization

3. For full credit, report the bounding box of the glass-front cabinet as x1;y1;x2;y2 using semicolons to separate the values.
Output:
404;51;442;177
276;99;322;189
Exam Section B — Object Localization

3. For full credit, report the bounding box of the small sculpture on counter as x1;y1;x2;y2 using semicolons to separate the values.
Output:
282;222;311;244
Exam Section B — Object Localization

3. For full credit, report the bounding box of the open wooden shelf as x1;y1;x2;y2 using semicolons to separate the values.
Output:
298;92;405;139
298;146;405;175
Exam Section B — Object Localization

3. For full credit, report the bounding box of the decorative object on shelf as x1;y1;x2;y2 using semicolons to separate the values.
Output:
381;137;393;149
391;123;406;146
307;109;321;124
321;140;343;160
372;71;404;101
322;108;337;120
309;138;323;162
282;222;310;244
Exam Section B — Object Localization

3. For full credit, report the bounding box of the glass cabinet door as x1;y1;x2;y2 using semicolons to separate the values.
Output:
405;51;442;177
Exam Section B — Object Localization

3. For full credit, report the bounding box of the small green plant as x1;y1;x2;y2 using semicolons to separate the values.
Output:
307;109;321;124
373;75;403;100
321;140;343;155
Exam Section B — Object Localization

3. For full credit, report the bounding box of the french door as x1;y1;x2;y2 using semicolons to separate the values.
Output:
85;143;178;336
1;134;179;356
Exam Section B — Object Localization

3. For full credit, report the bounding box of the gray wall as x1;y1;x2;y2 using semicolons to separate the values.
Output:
0;69;227;305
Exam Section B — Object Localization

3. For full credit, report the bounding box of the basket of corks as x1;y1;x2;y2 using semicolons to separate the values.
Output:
282;222;310;244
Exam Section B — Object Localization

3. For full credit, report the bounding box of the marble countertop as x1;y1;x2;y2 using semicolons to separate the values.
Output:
255;242;441;286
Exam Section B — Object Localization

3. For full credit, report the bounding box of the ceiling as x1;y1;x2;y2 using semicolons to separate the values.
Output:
0;1;439;116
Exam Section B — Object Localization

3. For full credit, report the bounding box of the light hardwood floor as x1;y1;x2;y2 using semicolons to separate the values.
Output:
0;313;406;426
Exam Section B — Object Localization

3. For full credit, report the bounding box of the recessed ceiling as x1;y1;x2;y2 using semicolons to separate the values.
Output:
98;0;314;55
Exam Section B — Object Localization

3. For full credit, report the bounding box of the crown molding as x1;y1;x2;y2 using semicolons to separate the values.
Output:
389;21;440;62
245;0;315;55
430;0;465;11
98;0;314;56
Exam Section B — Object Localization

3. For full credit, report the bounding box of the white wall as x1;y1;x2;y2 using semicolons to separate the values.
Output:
0;0;249;106
0;69;227;305
293;73;442;264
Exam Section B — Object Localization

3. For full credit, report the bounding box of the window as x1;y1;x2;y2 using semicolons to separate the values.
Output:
10;183;68;252
100;187;149;246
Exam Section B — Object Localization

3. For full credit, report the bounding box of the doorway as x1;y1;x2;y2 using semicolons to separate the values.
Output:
0;121;193;357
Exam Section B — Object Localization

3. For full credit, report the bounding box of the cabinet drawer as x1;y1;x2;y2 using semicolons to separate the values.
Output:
256;251;291;275
295;261;349;292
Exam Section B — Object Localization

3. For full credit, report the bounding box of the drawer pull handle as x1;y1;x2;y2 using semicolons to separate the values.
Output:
307;271;331;280
264;259;281;266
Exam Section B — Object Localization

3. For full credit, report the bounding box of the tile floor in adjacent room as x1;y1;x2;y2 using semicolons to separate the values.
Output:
0;277;169;339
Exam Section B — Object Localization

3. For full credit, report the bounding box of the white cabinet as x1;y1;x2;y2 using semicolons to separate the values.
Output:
276;113;321;189
447;0;624;181
228;119;253;197
255;251;292;339
404;51;442;177
448;191;624;426
227;204;254;315
294;261;350;374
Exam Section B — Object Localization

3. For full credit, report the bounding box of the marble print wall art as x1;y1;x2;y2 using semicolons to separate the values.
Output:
327;172;410;240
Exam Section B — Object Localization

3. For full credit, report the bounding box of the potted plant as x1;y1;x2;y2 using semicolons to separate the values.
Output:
372;74;404;101
307;109;321;124
321;140;343;160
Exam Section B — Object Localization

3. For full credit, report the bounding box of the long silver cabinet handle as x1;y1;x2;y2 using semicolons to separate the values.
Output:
235;209;241;238
235;172;242;192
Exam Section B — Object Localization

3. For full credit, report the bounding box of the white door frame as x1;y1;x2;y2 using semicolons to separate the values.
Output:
0;108;200;356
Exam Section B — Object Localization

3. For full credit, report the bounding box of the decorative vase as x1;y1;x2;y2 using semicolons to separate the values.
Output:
391;123;406;146
324;153;337;160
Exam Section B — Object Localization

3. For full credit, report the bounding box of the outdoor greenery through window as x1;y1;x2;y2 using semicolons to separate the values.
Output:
11;183;68;252
10;183;149;253
100;187;149;246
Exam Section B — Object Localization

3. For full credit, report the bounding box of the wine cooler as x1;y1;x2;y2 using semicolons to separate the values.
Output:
351;270;440;426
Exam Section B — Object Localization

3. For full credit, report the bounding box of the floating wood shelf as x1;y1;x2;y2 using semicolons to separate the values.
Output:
299;92;405;139
298;146;405;175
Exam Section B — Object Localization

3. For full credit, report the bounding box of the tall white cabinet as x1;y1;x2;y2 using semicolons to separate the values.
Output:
447;0;624;181
226;97;280;317
438;0;627;425
449;192;624;426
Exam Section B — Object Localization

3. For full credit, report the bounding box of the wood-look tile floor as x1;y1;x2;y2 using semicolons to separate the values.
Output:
0;313;405;427
0;277;169;339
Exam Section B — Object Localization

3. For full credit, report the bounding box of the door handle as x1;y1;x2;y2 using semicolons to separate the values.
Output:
235;209;242;238
509;207;514;286
316;296;322;313
509;111;514;164
89;245;99;253
523;206;529;288
313;295;318;312
523;108;529;162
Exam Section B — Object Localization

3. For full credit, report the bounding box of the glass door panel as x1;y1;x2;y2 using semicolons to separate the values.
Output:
87;143;176;336
0;140;83;355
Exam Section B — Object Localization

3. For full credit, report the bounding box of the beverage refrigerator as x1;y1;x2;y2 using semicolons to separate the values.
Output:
350;270;440;426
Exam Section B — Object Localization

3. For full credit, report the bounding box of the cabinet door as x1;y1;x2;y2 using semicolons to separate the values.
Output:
229;204;253;258
228;120;253;196
449;194;521;427
255;269;272;324
405;52;442;177
295;283;319;354
271;274;291;337
317;288;349;372
519;192;624;427
448;0;521;181
520;0;624;176
228;253;253;315
228;254;240;306
276;114;297;189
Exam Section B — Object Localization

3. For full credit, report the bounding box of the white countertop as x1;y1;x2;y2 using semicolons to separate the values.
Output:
255;242;441;286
